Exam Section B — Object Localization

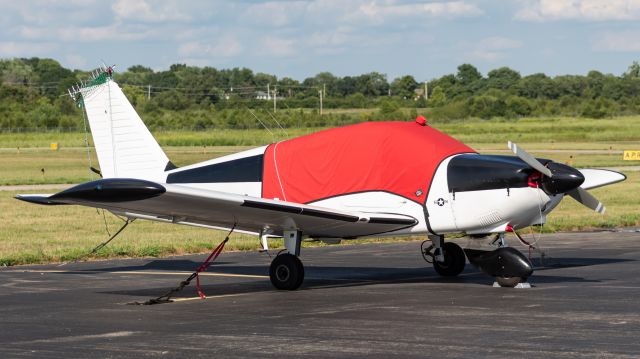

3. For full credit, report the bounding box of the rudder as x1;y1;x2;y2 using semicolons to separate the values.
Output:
77;70;170;181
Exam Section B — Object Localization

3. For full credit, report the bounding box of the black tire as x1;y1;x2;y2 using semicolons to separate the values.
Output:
496;276;524;287
433;242;466;277
269;253;305;290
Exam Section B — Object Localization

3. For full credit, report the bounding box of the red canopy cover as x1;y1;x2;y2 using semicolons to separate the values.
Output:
262;121;474;205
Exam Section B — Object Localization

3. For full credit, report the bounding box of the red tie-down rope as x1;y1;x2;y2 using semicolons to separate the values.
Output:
194;236;229;299
131;224;236;305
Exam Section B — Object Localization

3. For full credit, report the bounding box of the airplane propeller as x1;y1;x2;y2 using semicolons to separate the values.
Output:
507;141;606;214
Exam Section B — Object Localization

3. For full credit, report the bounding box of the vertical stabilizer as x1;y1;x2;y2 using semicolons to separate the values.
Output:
77;71;170;181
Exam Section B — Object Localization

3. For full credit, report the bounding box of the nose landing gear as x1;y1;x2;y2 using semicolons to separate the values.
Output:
422;235;466;277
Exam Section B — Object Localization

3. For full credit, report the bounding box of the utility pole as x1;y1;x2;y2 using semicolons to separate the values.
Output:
319;90;323;116
267;83;270;100
424;81;428;100
273;88;277;112
147;85;151;100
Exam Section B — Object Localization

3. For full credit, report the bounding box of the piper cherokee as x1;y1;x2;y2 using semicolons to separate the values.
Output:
17;68;626;289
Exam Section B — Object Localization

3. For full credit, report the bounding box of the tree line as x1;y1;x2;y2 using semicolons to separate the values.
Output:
1;57;640;131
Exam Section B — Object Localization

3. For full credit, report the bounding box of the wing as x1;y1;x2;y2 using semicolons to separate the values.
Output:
16;178;418;238
578;169;626;190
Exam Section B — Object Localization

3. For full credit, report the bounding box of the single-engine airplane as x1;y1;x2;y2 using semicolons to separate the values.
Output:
17;68;626;289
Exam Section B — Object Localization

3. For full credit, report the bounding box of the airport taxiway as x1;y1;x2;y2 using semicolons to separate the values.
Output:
1;230;639;358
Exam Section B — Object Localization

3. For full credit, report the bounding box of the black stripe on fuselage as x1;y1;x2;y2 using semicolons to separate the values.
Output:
167;155;263;183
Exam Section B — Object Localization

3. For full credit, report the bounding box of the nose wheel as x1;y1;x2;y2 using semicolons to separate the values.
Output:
433;242;466;276
269;253;305;290
422;238;466;277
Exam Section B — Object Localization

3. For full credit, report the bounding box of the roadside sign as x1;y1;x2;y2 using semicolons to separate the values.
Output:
50;143;59;151
623;150;640;160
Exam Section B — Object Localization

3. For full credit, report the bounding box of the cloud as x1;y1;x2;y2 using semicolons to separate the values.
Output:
0;41;57;57
347;1;483;24
242;1;307;27
593;30;640;52
178;35;243;58
19;24;152;42
515;0;640;21
468;36;523;62
111;0;190;22
63;54;88;69
259;36;296;57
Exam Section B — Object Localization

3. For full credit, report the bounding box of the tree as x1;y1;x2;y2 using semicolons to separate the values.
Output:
390;75;418;99
0;59;38;84
355;72;389;96
625;61;640;78
456;64;482;85
487;67;521;91
428;86;446;107
128;65;153;73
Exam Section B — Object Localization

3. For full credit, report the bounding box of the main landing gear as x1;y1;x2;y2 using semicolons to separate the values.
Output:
269;230;305;290
422;235;466;277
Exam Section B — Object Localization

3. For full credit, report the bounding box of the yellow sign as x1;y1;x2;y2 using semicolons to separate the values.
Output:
50;143;59;151
623;150;640;161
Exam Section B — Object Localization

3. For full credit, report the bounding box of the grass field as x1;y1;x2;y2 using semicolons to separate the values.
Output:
1;115;638;266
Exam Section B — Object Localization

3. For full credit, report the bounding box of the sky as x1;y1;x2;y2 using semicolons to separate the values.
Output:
1;0;640;81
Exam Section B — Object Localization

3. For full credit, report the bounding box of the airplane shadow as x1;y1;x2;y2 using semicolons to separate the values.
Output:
531;257;634;270
92;258;616;300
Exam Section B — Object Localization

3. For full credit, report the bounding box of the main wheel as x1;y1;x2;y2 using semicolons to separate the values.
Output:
496;276;525;287
433;242;466;277
269;253;305;290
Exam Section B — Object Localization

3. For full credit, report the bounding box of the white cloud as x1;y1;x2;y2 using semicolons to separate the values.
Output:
479;36;523;50
111;0;190;22
515;0;640;21
0;41;57;57
468;36;522;62
346;1;482;24
259;36;296;57
593;30;640;52
242;1;307;27
178;35;243;58
19;24;151;42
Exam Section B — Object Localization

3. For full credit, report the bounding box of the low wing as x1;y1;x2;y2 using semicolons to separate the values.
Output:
16;179;418;238
578;169;626;190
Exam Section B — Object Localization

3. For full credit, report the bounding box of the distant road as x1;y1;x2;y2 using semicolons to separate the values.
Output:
1;183;72;192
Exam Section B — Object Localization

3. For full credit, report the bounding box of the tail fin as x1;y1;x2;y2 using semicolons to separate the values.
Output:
78;71;171;181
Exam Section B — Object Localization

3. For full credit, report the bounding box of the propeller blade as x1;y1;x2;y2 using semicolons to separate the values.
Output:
508;141;553;177
567;187;606;214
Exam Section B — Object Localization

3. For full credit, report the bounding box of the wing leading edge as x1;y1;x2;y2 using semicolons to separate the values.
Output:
16;178;418;239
